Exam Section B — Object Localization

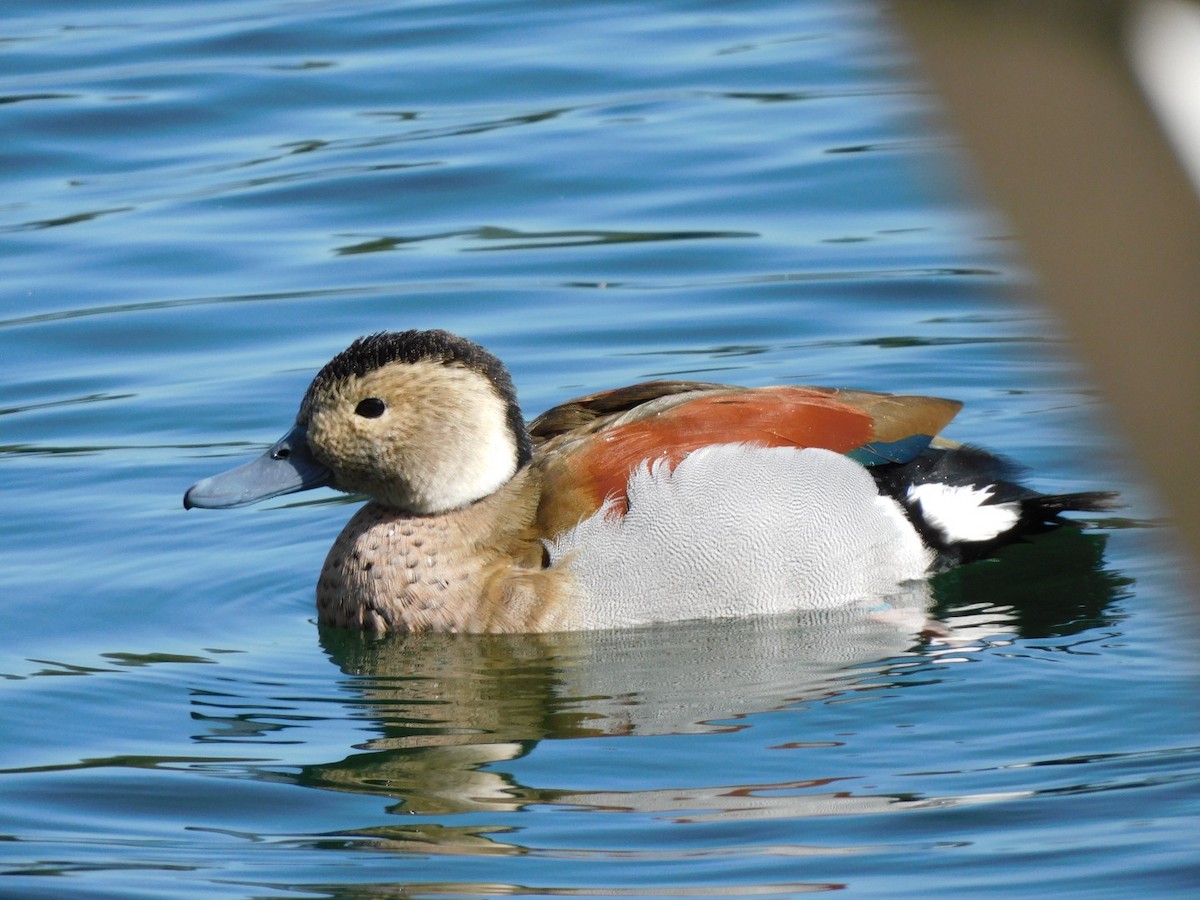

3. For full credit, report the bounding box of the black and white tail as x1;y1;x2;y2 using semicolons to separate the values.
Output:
871;445;1121;567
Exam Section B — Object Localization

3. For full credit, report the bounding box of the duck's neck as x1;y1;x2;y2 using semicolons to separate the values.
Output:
316;467;543;633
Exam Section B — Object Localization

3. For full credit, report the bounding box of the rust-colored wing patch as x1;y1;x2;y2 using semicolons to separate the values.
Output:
532;384;962;535
529;380;734;444
547;387;874;519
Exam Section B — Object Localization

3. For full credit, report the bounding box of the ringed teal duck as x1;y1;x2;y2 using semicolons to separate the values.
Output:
184;329;1117;633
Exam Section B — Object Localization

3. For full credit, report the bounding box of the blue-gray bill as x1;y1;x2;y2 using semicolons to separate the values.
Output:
183;425;333;509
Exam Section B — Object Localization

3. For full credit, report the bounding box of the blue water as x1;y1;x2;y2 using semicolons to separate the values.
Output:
3;1;1198;897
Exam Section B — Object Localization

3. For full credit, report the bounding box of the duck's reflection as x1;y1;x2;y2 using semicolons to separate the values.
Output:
290;529;1123;825
294;582;929;813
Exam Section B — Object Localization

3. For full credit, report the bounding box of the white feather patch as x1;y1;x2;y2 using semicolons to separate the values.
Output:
905;482;1020;543
547;444;933;629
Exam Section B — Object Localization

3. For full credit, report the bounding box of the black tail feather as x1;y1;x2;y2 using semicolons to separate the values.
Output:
1023;491;1123;519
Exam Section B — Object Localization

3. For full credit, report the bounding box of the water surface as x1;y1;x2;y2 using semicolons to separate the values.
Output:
2;1;1197;897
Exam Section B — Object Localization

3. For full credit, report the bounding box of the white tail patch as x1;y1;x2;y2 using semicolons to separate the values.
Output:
906;482;1020;543
548;444;933;629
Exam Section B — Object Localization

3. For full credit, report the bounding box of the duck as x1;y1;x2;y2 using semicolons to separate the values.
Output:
184;329;1117;634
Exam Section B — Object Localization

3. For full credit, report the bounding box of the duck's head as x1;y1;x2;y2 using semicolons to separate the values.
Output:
184;330;533;514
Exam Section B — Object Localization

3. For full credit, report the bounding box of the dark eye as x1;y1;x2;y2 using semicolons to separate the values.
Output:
355;397;386;418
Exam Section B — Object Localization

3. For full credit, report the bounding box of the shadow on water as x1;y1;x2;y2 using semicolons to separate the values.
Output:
931;527;1131;640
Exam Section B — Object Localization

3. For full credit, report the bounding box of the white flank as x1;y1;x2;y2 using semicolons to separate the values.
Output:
547;444;934;629
905;482;1020;543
